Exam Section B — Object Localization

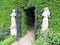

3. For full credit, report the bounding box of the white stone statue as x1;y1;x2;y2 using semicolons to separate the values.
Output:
10;9;17;35
41;7;50;33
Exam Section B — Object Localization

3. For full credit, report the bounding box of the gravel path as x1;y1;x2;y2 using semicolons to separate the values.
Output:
11;28;34;45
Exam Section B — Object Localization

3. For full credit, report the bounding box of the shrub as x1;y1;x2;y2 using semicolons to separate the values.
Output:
0;25;10;41
0;36;16;45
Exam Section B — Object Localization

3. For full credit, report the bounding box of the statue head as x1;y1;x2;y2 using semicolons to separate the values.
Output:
12;9;15;12
44;7;49;11
10;9;16;17
42;7;50;17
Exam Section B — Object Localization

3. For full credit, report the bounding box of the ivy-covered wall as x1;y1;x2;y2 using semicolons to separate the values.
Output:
0;0;60;44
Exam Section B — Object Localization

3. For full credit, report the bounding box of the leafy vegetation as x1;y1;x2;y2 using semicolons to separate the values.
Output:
0;0;16;41
0;25;10;41
0;36;16;45
0;0;60;45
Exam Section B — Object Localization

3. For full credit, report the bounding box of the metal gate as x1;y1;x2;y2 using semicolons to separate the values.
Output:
16;8;22;41
34;6;39;40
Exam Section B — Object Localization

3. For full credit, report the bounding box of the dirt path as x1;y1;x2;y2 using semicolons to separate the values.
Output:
11;28;34;45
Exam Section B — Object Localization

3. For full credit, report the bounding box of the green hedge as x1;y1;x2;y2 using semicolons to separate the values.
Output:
0;36;16;45
0;25;10;41
0;0;16;41
0;0;60;45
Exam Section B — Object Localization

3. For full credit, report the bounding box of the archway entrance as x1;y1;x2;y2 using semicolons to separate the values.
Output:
12;6;39;45
24;6;39;39
16;6;39;40
25;7;35;29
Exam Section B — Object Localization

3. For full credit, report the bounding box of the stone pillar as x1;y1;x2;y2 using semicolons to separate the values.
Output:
10;9;17;35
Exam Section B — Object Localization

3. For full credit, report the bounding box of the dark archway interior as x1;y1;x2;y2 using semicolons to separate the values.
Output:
25;7;35;28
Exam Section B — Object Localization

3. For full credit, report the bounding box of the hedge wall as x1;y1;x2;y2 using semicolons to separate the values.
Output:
0;0;16;41
0;0;60;44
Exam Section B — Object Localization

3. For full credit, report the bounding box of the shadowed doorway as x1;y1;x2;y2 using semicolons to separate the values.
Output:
25;7;35;29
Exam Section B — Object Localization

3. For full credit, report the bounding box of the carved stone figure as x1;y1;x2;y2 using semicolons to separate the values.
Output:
10;9;17;35
41;7;50;33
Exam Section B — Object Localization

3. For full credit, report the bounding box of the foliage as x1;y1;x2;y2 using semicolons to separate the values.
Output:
0;0;60;45
0;36;16;45
33;29;60;45
47;29;60;45
21;10;27;36
0;25;10;41
0;0;16;41
31;0;60;45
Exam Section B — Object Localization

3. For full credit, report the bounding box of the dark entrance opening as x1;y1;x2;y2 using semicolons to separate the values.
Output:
25;7;35;28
